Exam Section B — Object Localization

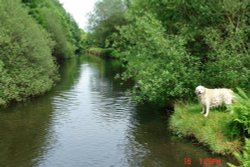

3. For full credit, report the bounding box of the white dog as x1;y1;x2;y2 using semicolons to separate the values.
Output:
195;85;235;117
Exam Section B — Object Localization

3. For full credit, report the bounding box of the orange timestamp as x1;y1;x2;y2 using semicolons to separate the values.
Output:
184;157;222;166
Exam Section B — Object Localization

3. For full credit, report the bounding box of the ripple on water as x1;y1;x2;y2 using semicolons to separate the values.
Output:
0;59;236;167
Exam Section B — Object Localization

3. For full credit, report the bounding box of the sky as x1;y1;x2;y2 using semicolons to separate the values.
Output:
59;0;98;31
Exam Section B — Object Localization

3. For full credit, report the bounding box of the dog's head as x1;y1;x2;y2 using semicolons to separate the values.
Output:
195;85;205;96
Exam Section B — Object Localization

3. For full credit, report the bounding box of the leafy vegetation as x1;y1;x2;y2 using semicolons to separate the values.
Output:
229;89;250;138
22;0;83;59
88;0;250;164
87;0;127;48
226;89;250;166
0;0;58;105
113;13;199;104
228;138;250;167
0;0;84;106
89;0;250;106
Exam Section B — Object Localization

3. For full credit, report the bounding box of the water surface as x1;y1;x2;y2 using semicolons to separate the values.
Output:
0;56;236;167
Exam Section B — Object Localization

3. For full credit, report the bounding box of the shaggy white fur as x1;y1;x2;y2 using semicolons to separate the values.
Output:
195;85;235;117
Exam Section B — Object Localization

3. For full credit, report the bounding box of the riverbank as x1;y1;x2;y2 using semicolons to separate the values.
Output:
87;47;116;58
169;103;242;155
0;0;83;107
2;56;237;167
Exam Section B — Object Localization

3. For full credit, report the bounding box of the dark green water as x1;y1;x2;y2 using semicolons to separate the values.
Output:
0;56;236;167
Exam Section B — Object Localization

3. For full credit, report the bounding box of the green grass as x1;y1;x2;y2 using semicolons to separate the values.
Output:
88;47;115;58
169;102;242;155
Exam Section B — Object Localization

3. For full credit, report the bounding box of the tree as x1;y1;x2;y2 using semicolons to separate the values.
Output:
0;0;58;105
111;0;250;105
22;0;82;59
113;13;199;104
88;0;127;47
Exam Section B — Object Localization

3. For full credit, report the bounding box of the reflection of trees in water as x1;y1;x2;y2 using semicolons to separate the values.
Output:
87;55;131;92
124;105;233;167
0;56;84;167
0;97;54;167
0;55;235;167
84;56;218;166
55;56;81;91
86;56;134;124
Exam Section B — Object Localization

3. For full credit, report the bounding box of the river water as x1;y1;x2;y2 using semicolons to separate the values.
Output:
0;56;236;167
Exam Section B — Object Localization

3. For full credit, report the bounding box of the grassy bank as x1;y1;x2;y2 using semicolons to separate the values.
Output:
169;103;242;155
87;47;115;58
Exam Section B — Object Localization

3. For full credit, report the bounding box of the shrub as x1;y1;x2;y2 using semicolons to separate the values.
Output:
0;0;58;105
113;13;200;105
110;0;250;105
22;0;81;60
38;8;76;59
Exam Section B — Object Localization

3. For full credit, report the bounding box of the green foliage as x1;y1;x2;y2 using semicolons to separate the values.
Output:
88;0;127;47
39;8;75;59
0;0;58;105
107;0;250;105
202;24;250;88
169;103;241;155
22;0;82;59
113;13;200;104
227;138;250;167
228;88;250;138
78;30;88;53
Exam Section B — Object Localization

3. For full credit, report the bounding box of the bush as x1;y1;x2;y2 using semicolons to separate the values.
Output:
22;0;82;60
113;13;200;105
0;0;58;105
39;8;76;59
110;0;250;105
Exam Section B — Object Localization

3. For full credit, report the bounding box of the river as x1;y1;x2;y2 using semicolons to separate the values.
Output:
0;56;236;167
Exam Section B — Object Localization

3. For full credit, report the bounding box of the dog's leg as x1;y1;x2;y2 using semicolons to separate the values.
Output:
201;105;205;114
225;99;233;113
204;104;210;117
